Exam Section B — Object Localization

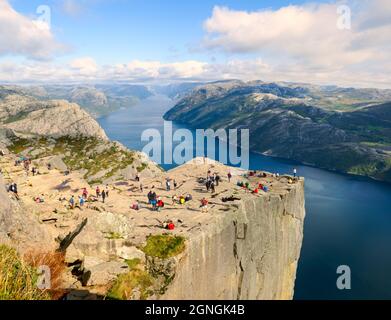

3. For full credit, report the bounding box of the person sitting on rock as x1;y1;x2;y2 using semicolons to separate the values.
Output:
200;198;209;213
157;198;165;212
179;195;186;205
185;194;192;202
172;195;178;205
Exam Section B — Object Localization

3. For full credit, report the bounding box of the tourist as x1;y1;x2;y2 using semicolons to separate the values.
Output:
69;195;75;209
215;174;221;186
293;168;297;178
102;190;106;203
78;196;85;207
210;181;216;193
140;183;143;192
148;188;157;210
173;180;177;189
172;195;178;205
200;198;209;213
179;196;185;205
105;185;110;197
32;167;36;176
12;183;18;199
157;198;165;212
166;179;171;191
135;173;140;182
96;186;101;198
228;172;232;183
82;188;88;199
185;194;193;202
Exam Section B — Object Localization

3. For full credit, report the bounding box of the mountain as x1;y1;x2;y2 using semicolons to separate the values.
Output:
0;89;161;185
152;82;206;99
1;84;154;118
164;80;391;183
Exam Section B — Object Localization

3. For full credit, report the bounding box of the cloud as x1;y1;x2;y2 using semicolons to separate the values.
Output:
203;0;391;85
70;57;98;75
2;56;391;89
0;0;65;60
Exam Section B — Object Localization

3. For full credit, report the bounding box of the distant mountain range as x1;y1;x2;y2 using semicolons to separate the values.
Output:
0;84;155;118
164;80;391;183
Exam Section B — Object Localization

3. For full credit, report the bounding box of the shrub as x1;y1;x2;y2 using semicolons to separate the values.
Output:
142;235;186;259
0;245;51;300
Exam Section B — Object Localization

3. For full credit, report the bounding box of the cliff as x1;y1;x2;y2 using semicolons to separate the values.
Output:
0;88;306;300
161;177;305;300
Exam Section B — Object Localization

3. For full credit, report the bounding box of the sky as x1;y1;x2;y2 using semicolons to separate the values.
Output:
1;0;391;88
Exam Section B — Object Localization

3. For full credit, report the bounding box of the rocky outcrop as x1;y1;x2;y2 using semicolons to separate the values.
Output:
161;179;305;300
0;96;108;140
0;176;51;250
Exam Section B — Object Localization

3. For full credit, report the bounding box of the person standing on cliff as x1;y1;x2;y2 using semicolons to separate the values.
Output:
228;172;232;183
102;190;106;203
293;168;297;178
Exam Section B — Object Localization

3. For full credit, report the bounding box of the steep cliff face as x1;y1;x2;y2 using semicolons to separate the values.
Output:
162;180;305;300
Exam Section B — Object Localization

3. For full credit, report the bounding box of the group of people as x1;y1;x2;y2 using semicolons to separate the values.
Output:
165;178;177;191
172;194;192;205
66;185;110;210
205;171;221;193
147;187;165;212
95;186;110;203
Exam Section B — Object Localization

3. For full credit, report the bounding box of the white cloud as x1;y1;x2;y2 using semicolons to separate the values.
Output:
203;0;391;87
2;57;391;89
0;0;65;60
70;57;98;75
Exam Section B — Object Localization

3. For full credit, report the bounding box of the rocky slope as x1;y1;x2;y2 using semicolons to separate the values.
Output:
0;94;108;140
164;81;391;183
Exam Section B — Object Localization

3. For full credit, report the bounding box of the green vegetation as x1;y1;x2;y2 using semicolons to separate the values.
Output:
107;260;153;300
136;162;148;173
125;258;141;270
104;232;124;240
142;235;186;259
0;245;50;300
8;135;136;183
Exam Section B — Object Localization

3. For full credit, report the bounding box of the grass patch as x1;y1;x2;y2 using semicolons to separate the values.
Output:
136;163;148;173
0;245;51;300
125;258;141;270
107;269;153;300
104;232;124;240
142;235;186;259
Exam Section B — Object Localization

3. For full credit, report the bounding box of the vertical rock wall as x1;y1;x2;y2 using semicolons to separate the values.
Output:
161;180;306;300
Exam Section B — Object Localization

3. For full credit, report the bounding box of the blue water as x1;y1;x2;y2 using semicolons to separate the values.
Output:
99;95;391;300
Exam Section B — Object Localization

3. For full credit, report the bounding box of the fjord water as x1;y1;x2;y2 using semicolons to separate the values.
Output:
99;95;391;300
